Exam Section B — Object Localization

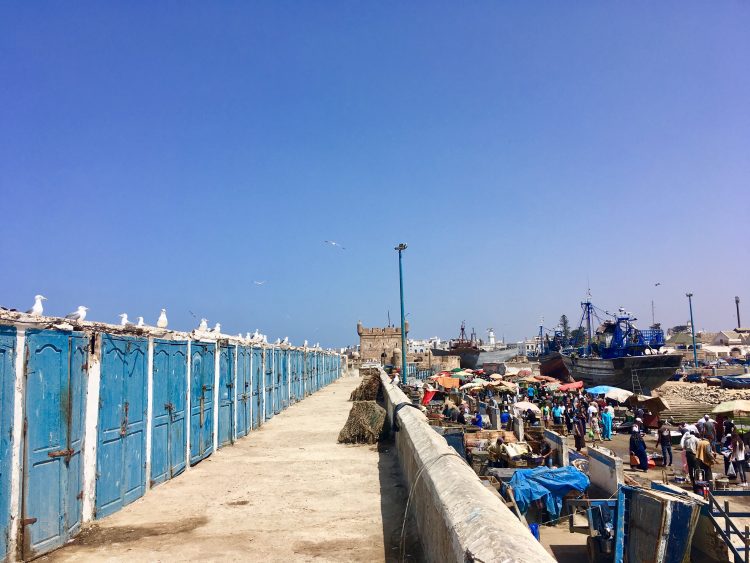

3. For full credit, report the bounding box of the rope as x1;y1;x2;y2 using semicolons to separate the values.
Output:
398;451;463;562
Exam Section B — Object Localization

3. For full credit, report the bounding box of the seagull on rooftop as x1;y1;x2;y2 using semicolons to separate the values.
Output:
198;318;208;332
323;240;345;250
65;306;88;322
118;313;133;326
213;322;221;333
137;316;145;327
157;309;168;328
26;294;47;316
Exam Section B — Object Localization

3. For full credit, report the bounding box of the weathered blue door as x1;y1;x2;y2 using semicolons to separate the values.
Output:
218;345;235;448
0;326;16;561
22;330;87;559
236;346;250;438
151;340;187;487
289;350;299;403
251;347;262;429
190;342;214;465
264;348;274;420
303;351;310;397
96;335;147;519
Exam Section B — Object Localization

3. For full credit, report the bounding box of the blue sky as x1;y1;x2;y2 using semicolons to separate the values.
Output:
1;3;748;347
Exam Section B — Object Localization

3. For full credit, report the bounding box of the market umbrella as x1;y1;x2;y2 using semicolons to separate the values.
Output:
451;367;463;372
489;373;503;380
712;400;750;416
459;381;484;391
512;401;541;416
587;385;633;403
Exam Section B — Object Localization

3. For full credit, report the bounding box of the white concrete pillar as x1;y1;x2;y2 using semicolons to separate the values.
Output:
261;347;266;423
82;333;101;522
8;329;25;561
144;337;154;490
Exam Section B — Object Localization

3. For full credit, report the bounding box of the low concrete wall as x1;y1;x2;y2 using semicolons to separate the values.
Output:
587;445;624;497
380;372;554;563
543;429;569;467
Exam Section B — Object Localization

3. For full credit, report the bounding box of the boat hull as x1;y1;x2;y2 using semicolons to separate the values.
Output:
431;348;480;369
539;351;571;382
561;353;683;393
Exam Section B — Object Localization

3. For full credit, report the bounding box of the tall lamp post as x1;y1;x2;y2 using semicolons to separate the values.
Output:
395;243;408;384
686;293;698;369
736;296;742;329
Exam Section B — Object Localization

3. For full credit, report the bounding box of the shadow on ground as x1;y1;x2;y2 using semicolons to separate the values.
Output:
378;436;425;563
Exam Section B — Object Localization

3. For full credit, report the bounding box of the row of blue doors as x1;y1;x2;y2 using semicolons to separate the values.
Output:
8;330;338;561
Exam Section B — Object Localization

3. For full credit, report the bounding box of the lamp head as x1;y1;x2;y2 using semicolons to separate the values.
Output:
395;243;408;252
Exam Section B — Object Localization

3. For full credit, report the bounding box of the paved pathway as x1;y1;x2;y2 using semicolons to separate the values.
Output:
42;374;410;562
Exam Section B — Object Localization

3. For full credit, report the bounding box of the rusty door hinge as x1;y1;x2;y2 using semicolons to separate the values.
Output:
48;449;74;458
21;517;37;526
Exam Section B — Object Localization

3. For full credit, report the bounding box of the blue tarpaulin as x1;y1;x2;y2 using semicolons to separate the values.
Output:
587;385;616;395
508;466;590;519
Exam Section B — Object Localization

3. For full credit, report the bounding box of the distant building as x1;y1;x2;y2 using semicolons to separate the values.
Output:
357;320;409;364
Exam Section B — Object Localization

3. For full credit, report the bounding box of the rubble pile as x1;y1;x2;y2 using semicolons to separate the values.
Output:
658;382;750;406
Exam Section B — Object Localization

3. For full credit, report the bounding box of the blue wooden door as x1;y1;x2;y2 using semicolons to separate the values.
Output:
236;346;250;438
22;330;87;559
264;348;274;420
218;345;234;448
251;347;262;429
289;350;298;403
151;340;187;487
190;343;214;465
0;326;16;561
96;335;147;519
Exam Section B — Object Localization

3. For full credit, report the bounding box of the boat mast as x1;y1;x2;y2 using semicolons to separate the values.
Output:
584;300;593;356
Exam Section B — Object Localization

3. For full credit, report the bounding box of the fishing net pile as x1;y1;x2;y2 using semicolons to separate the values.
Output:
338;401;386;444
349;370;381;401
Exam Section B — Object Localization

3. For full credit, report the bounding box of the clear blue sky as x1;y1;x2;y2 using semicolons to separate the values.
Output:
1;3;748;347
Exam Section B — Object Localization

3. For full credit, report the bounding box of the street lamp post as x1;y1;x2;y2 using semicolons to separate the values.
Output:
686;293;698;369
395;243;408;385
736;296;741;329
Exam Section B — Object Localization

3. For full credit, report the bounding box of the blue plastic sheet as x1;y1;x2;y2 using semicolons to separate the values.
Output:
508;466;590;519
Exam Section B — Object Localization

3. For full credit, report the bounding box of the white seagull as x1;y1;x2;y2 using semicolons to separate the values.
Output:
118;313;133;326
282;336;289;345
26;294;47;316
198;318;208;332
273;338;281;345
323;240;346;250
212;322;221;334
303;340;308;348
65;306;88;322
157;309;168;328
253;280;267;286
137;316;145;327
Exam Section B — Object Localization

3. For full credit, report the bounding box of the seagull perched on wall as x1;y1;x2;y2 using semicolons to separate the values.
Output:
26;294;47;316
157;309;168;328
303;340;308;348
65;306;88;322
282;336;289;345
118;313;134;326
323;240;346;250
273;338;281;345
137;316;145;327
212;322;221;334
198;318;208;332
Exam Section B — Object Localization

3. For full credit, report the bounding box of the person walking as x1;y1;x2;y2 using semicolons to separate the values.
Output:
573;411;587;452
731;431;747;485
591;413;603;445
703;415;718;453
684;431;700;484
657;421;673;466
696;435;716;484
601;406;613;440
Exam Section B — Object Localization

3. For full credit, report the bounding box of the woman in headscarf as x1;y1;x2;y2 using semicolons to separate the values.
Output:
600;405;613;441
573;411;587;452
630;429;649;471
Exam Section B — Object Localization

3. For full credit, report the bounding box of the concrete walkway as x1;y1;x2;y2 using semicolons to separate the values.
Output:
42;375;410;562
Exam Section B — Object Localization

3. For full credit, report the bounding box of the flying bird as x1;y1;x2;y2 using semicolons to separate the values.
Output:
655;282;661;287
65;306;88;322
323;240;345;250
253;281;267;286
26;294;47;316
137;316;145;327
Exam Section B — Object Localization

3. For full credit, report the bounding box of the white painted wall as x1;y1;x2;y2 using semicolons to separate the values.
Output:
8;329;25;560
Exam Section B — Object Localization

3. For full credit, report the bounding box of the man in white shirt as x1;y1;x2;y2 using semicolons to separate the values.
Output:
684;432;700;484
